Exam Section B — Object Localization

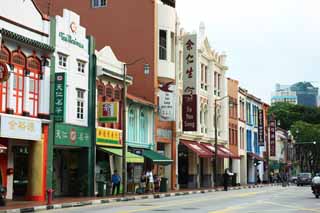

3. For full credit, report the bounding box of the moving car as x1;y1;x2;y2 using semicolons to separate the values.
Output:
297;172;312;186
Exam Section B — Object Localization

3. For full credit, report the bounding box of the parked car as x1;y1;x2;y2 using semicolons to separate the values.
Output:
290;176;297;184
297;173;312;186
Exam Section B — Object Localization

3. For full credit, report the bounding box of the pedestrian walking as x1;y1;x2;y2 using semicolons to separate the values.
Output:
223;169;234;191
256;170;261;185
111;170;121;195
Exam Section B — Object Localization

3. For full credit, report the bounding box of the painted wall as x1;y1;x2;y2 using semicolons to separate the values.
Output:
54;9;89;127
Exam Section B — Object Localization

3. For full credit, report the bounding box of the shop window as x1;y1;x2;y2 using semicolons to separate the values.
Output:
58;53;67;68
170;32;175;63
12;51;26;115
27;57;40;117
128;108;136;141
77;60;86;73
114;85;121;100
139;110;148;142
159;30;167;60
76;89;85;119
92;0;107;8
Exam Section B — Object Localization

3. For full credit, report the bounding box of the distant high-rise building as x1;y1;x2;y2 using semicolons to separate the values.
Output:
271;82;319;107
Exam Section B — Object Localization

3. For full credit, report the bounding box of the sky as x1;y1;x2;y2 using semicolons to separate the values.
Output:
176;0;320;103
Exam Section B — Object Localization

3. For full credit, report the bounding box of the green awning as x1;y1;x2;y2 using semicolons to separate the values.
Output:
99;147;144;164
142;149;173;165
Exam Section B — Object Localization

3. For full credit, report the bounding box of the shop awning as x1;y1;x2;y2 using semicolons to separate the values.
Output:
180;140;212;158
142;149;173;166
99;147;144;163
247;152;264;161
201;143;240;159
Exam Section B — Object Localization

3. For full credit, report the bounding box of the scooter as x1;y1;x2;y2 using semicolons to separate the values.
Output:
0;186;6;206
312;183;320;198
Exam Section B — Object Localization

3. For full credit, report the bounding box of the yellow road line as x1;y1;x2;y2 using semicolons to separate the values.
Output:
262;201;320;212
117;191;263;213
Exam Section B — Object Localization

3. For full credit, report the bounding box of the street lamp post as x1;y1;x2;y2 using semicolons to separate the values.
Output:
122;59;149;196
214;96;231;189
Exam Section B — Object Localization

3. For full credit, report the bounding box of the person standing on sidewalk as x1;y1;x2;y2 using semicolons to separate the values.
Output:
146;169;155;193
112;170;121;195
223;169;234;191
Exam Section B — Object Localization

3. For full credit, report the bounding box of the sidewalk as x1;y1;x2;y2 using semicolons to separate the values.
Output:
0;184;280;213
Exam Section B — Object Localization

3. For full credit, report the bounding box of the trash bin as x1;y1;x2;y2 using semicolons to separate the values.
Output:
97;181;107;197
160;178;168;192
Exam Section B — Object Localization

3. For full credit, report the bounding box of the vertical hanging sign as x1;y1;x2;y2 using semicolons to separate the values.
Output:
182;34;197;131
258;109;264;146
54;72;66;122
269;119;276;156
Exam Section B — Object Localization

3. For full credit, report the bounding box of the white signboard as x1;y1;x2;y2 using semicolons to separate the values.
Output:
0;114;42;141
159;84;175;121
183;34;197;95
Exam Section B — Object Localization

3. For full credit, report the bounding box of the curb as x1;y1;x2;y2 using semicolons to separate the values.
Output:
1;184;281;213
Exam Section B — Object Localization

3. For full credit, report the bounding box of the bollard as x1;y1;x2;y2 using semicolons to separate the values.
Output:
47;189;54;205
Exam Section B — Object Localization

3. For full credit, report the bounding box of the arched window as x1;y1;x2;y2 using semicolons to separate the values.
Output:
114;85;121;101
128;107;136;142
11;50;26;115
139;109;148;143
27;56;41;117
105;83;113;100
0;45;10;113
97;81;105;101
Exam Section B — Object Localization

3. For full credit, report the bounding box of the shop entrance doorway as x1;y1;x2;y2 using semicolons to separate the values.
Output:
178;144;188;188
53;148;88;197
12;146;29;199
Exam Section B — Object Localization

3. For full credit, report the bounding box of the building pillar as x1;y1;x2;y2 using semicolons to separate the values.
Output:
171;122;177;190
26;125;48;201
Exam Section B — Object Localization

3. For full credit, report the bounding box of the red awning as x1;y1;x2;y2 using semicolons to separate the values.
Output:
247;152;264;161
201;143;240;159
180;140;212;158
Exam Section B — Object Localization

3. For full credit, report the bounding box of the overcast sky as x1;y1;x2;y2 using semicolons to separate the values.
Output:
176;0;320;103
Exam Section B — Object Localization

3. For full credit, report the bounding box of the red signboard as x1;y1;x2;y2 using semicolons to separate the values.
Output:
0;62;9;82
258;110;264;146
269;120;276;156
182;94;197;131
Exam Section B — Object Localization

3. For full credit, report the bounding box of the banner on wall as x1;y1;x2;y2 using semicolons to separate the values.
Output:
54;72;66;122
98;102;119;123
269;119;276;156
159;83;175;121
258;109;265;146
182;34;198;131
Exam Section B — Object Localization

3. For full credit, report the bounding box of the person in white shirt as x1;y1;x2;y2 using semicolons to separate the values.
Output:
146;169;154;193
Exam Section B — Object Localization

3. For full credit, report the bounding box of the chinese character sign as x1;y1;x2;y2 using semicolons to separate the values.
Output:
258;110;264;146
182;94;197;131
269;120;276;156
55;123;90;147
98;102;119;123
96;127;122;146
54;73;66;122
183;34;197;95
0;114;41;141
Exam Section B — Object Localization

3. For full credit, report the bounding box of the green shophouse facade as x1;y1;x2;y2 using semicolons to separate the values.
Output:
47;9;96;196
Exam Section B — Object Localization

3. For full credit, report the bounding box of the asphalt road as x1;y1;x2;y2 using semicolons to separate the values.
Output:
52;186;320;213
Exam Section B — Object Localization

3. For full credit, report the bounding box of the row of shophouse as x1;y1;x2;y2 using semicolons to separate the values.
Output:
0;0;295;201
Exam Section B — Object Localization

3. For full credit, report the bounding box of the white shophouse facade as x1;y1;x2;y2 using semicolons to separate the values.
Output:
176;23;231;189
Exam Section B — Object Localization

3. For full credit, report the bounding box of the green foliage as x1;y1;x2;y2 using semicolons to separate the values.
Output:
268;102;320;130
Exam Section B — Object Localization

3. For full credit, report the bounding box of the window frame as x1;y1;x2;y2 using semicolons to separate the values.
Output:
92;0;107;8
77;59;86;74
58;53;68;68
76;88;85;120
159;30;167;60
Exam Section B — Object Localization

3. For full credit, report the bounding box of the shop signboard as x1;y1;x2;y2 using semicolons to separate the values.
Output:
159;83;175;121
258;109;264;146
98;101;119;123
269;119;276;156
182;94;197;131
54;73;66;122
183;34;198;131
0;114;41;141
55;123;90;147
96;127;122;147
